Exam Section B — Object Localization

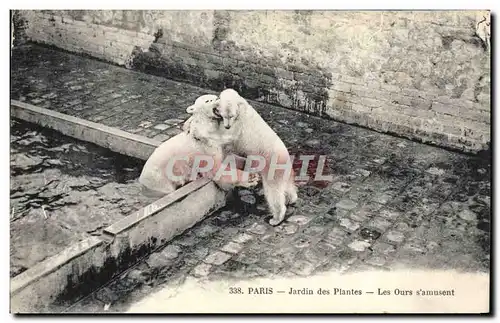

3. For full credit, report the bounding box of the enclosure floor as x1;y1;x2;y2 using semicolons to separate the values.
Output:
10;44;491;313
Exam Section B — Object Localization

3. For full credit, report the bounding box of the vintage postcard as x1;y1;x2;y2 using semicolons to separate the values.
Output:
9;9;491;314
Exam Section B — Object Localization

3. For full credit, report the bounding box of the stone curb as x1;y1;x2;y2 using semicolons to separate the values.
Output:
10;100;227;313
10;99;160;160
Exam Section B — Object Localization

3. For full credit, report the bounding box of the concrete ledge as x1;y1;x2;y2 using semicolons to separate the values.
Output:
10;237;105;313
10;178;226;313
10;237;104;298
11;99;161;161
10;101;228;313
104;177;212;236
11;99;251;167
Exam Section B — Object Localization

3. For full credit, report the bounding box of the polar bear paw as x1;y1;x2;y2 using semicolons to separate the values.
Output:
239;172;260;188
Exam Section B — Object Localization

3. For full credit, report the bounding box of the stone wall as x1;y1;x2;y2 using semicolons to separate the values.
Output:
13;10;491;153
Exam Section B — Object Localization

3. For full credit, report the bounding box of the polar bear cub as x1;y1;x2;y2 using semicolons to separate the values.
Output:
214;89;298;226
139;94;258;197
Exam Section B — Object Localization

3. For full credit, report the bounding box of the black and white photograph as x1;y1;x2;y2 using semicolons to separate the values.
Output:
8;6;492;314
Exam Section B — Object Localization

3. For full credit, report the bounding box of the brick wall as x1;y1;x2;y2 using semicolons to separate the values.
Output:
13;10;491;153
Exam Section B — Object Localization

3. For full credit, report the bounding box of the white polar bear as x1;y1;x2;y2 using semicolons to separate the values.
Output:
139;94;258;198
183;94;258;191
212;89;298;226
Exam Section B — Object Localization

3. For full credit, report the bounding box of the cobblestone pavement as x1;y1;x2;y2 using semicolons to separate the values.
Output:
11;44;490;313
11;44;205;142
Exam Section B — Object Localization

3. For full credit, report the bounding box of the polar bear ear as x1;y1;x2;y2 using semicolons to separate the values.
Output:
236;97;249;110
186;104;197;113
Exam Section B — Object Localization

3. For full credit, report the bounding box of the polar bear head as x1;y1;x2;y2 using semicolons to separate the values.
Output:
186;94;219;114
216;89;249;129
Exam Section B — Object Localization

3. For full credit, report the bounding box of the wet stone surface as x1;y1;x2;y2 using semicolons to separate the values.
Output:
10;45;490;313
11;45;205;140
10;119;157;277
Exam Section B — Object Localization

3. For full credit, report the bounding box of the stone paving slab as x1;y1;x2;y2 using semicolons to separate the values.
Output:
10;44;491;313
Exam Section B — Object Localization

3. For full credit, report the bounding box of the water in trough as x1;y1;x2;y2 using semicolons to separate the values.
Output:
10;119;157;277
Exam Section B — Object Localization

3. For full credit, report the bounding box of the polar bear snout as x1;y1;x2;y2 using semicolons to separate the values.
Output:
222;116;235;129
212;106;222;119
